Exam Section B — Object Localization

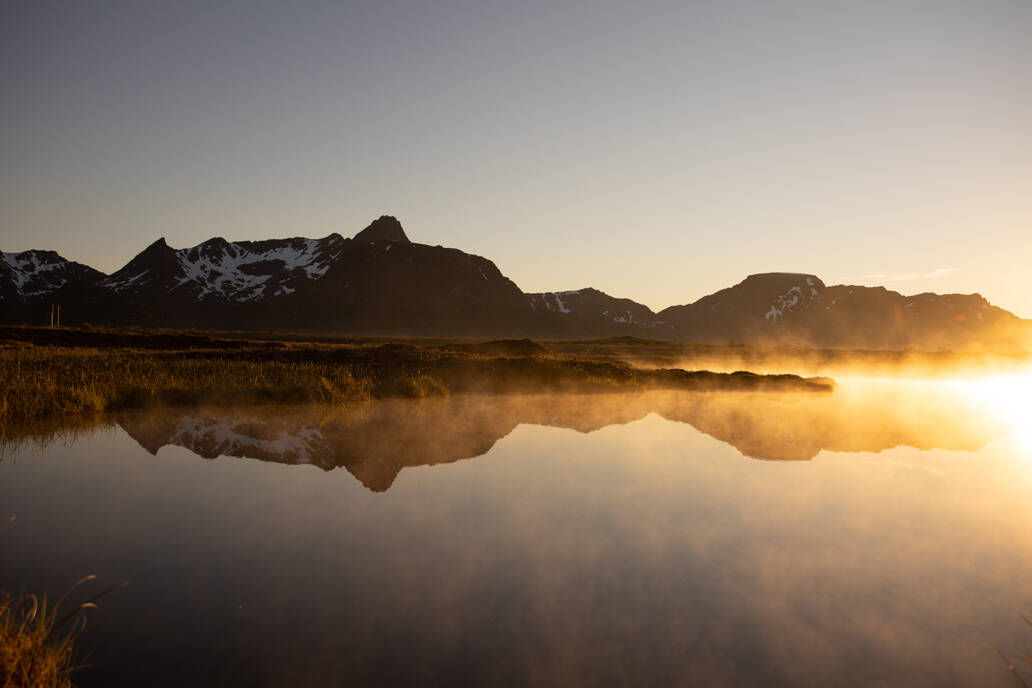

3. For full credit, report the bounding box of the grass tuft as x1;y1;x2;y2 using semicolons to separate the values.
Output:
0;573;124;688
0;516;126;688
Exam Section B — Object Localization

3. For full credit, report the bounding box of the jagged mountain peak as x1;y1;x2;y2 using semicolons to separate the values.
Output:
101;231;351;303
354;215;409;244
1;249;106;300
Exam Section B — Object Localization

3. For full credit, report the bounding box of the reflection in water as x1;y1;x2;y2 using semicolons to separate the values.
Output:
1;378;1031;687
113;379;1011;491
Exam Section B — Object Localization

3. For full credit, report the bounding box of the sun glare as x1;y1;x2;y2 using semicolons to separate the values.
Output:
948;374;1032;457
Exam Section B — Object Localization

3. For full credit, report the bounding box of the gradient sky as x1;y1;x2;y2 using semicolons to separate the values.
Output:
1;1;1030;315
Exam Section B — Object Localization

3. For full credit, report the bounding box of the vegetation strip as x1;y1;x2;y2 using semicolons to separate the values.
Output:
0;328;833;426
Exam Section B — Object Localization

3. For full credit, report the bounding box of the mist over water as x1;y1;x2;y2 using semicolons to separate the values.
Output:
2;377;1031;687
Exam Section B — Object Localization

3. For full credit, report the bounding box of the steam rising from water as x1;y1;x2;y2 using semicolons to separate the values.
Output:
1;375;1017;491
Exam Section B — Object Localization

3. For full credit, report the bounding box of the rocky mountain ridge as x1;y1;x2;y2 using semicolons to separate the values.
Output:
2;216;1029;350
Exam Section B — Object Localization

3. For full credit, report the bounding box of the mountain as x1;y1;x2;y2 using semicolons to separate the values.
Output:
2;217;1030;350
0;250;114;324
1;250;105;303
659;273;825;345
526;288;676;338
658;272;1030;351
101;234;349;303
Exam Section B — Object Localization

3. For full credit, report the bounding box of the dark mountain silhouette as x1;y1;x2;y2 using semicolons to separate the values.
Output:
115;388;1004;492
527;287;676;338
3;216;1029;350
658;272;1028;350
1;249;104;304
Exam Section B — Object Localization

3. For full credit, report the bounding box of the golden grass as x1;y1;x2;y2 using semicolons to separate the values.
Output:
0;348;378;424
0;330;834;428
1;588;84;688
0;515;123;688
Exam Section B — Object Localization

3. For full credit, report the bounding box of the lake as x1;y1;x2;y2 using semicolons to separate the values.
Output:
2;377;1031;686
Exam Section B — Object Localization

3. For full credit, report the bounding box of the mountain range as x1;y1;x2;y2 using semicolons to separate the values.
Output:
3;215;1029;351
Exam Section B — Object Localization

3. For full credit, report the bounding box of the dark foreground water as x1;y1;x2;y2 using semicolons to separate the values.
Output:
2;378;1031;687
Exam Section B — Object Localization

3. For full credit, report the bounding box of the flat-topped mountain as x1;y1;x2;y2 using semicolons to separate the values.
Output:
657;272;1026;350
2;216;1029;350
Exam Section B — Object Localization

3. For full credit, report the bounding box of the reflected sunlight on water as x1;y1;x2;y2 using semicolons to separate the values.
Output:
947;374;1032;458
2;378;1031;687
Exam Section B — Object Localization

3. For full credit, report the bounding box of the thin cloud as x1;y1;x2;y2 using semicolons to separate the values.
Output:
849;268;954;283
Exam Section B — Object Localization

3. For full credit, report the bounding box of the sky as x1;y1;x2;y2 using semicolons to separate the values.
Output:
1;0;1030;316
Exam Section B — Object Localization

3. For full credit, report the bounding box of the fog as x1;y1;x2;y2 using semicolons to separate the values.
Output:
2;374;1031;687
2;375;1014;491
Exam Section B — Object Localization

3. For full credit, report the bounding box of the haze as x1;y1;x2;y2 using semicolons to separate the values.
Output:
1;1;1030;315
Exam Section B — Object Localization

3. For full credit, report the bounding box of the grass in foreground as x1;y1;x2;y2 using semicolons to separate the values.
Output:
1;584;88;688
0;516;121;688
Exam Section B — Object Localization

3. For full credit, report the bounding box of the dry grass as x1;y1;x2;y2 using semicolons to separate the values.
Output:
0;516;122;688
1;584;85;688
0;328;834;427
0;347;378;423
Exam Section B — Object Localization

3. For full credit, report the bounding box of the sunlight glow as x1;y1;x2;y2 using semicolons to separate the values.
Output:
948;374;1032;457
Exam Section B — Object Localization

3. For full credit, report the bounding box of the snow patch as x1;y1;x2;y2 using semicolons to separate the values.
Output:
2;251;77;296
764;285;809;321
170;415;325;464
169;238;332;301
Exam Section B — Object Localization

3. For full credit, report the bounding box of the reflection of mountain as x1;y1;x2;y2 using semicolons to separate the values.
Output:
117;386;1006;491
118;398;519;492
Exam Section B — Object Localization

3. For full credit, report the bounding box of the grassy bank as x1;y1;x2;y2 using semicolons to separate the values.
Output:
0;326;833;426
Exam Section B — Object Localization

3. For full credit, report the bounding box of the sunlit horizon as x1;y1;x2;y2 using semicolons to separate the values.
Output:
3;1;1030;317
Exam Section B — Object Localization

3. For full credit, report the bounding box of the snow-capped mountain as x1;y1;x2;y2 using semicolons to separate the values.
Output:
2;217;1029;350
0;250;105;302
101;234;349;302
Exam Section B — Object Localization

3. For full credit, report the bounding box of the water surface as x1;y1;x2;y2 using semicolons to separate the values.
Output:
2;378;1031;686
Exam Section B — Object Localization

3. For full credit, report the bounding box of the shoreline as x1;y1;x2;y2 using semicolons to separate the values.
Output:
0;327;833;426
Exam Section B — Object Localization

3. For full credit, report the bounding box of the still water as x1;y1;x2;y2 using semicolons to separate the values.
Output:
2;378;1031;686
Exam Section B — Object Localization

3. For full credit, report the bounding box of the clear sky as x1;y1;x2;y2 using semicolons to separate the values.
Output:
2;1;1030;316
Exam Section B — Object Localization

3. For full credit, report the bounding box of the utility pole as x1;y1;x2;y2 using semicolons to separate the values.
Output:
56;305;61;328
50;304;54;328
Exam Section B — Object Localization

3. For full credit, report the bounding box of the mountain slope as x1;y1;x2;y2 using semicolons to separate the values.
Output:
659;273;1030;350
1;250;105;302
2;218;1029;351
526;288;676;338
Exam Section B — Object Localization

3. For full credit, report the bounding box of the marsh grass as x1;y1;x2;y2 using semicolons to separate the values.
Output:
0;516;124;688
0;347;381;423
0;328;833;427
